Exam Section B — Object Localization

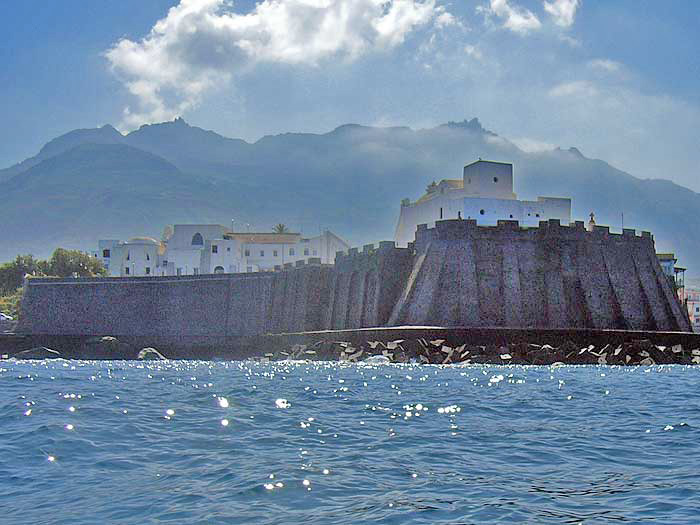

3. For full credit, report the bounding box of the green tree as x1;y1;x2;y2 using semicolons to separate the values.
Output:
0;287;23;319
46;248;106;277
273;223;290;234
0;255;44;295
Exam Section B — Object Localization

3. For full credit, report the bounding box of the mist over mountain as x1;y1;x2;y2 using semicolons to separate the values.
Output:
1;118;697;274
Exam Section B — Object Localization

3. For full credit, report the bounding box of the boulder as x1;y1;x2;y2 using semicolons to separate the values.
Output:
13;347;61;359
137;347;167;360
82;336;133;359
364;355;391;365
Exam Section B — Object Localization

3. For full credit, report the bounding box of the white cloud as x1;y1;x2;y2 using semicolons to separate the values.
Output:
464;44;484;61
558;33;581;47
511;137;555;152
543;0;579;27
106;0;448;128
548;80;598;98
588;58;622;73
478;0;541;35
435;10;458;28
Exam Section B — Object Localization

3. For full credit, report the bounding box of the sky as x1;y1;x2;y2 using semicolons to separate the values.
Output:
1;0;699;189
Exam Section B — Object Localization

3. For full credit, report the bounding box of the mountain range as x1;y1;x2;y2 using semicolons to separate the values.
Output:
1;117;698;275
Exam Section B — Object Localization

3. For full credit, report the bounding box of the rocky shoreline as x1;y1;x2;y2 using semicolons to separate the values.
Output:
260;338;700;365
2;333;700;365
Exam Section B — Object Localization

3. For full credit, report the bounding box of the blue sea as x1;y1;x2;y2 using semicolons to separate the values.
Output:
2;360;700;524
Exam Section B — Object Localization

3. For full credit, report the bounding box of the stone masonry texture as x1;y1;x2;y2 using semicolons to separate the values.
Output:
17;220;691;335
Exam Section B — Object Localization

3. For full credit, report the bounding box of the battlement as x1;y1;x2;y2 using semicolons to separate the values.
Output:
407;218;655;245
334;240;408;266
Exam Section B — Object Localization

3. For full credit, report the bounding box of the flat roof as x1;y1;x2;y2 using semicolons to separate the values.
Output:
464;159;513;168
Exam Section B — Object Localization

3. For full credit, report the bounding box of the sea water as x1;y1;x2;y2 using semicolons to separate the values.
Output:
2;360;700;524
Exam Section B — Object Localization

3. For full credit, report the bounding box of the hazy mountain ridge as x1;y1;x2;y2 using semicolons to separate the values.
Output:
1;118;698;274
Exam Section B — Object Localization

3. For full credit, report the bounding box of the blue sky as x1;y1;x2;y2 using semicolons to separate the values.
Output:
1;0;698;189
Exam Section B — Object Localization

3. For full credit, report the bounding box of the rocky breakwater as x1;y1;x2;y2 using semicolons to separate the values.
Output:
262;338;700;366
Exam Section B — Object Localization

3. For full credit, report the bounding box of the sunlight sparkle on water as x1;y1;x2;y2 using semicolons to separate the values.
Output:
275;398;290;409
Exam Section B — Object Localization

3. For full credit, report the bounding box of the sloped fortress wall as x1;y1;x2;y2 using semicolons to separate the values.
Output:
388;219;689;331
18;220;691;335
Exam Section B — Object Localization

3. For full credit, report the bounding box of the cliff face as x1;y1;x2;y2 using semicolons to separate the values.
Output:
17;220;691;336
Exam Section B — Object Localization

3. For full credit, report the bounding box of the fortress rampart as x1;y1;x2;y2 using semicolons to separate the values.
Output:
17;220;691;336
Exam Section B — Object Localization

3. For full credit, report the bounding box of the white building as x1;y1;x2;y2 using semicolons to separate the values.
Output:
96;226;349;277
395;159;572;246
98;237;163;277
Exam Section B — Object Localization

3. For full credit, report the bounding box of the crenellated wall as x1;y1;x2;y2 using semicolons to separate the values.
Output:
17;220;691;336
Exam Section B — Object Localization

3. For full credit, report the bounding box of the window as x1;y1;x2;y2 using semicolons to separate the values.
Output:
696;307;699;313
468;178;471;184
126;252;130;261
245;249;250;256
313;250;317;256
479;209;485;215
227;247;231;252
194;268;199;275
146;253;150;261
176;268;182;276
102;249;110;258
212;245;218;254
162;260;168;266
509;214;513;218
145;267;151;275
273;250;278;257
439;207;443;219
214;266;225;274
191;233;204;246
260;250;265;257
124;267;130;275
289;248;295;256
493;177;498;183
535;213;540;218
304;248;309;256
246;266;253;273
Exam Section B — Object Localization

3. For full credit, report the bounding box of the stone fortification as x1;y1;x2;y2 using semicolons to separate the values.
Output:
17;220;691;336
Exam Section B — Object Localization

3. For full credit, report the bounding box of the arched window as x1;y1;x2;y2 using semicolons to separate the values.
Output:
191;233;204;246
214;266;225;274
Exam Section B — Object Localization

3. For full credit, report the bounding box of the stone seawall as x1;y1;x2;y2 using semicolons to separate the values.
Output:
17;220;691;336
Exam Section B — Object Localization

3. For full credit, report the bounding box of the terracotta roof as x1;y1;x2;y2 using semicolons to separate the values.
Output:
224;232;301;244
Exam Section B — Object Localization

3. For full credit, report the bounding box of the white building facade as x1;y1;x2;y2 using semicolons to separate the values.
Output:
395;160;572;246
96;226;349;277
